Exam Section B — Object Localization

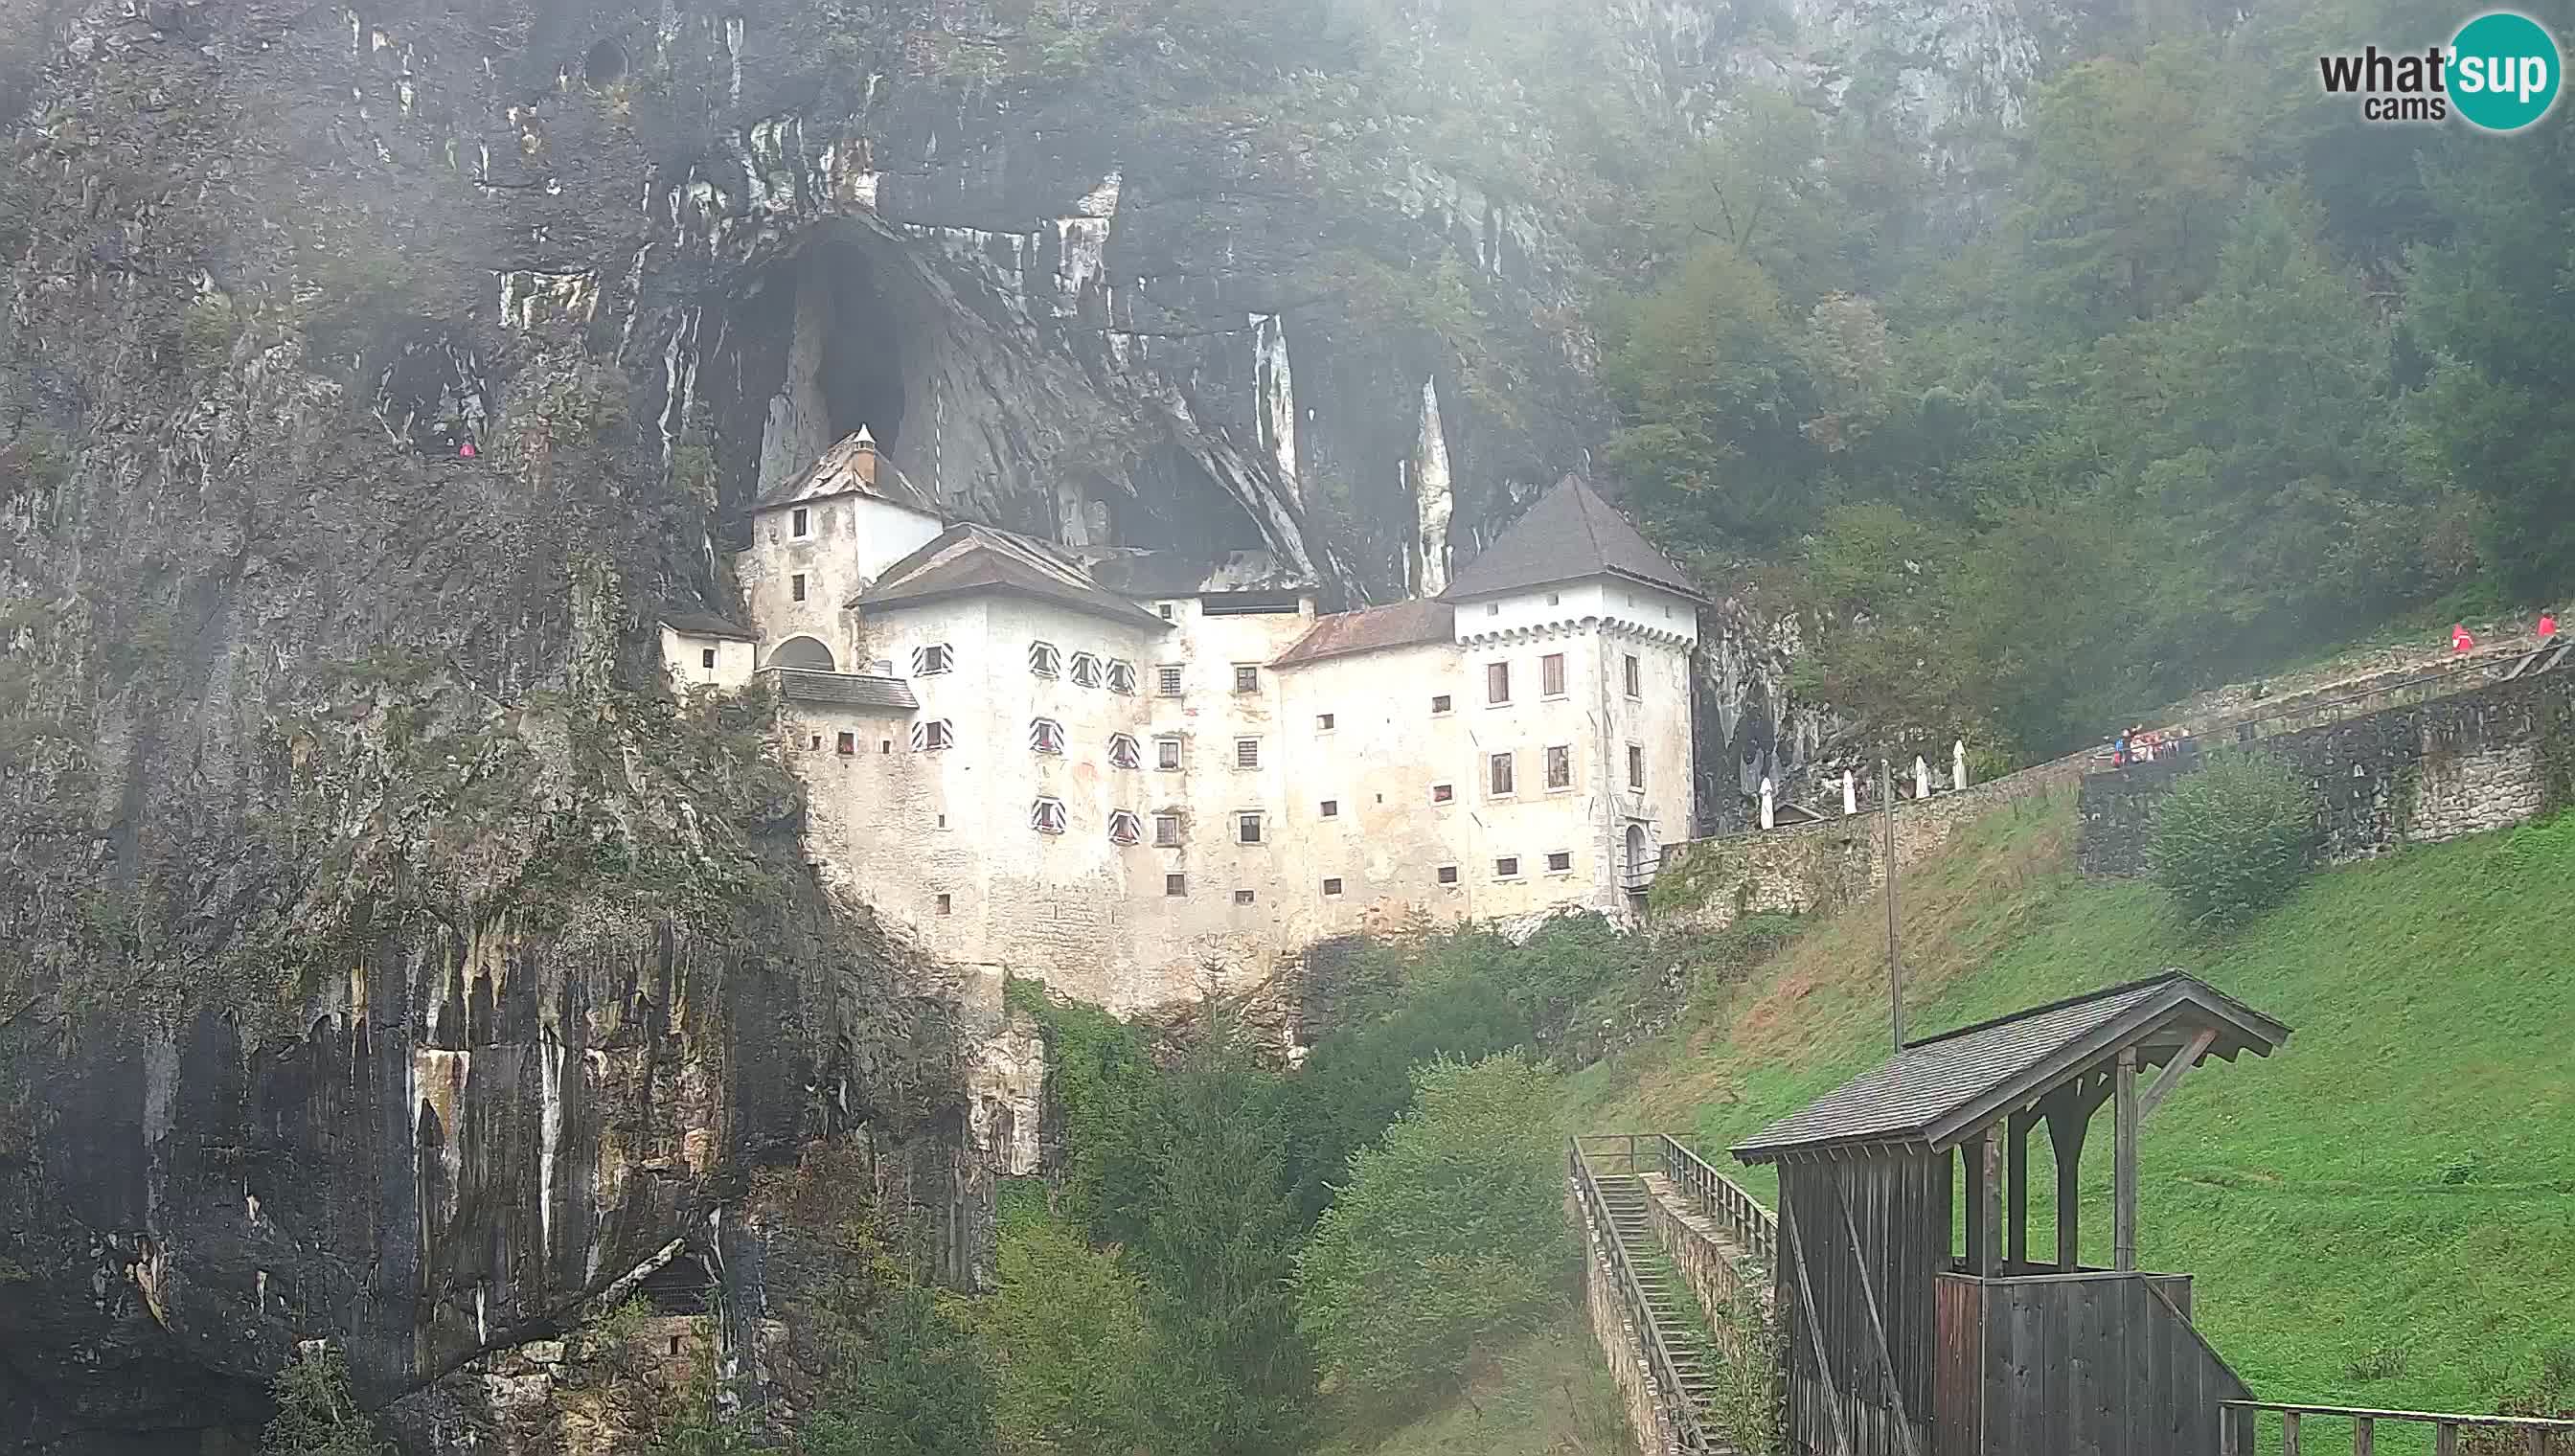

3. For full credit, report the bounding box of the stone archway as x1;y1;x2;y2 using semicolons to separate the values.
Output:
768;635;835;671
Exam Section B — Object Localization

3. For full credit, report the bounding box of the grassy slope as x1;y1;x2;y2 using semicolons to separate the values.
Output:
1562;791;2575;1425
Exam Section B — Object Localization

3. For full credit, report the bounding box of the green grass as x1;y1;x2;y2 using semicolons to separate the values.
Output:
1565;795;2575;1450
1318;1315;1633;1456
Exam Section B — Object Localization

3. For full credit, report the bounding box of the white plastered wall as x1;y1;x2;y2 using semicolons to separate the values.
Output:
737;494;944;669
658;629;757;692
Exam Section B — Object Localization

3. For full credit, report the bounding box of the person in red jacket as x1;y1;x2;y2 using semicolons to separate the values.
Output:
2541;611;2560;643
2452;623;2475;654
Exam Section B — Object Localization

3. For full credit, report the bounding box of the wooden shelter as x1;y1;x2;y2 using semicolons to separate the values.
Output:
1731;972;2290;1456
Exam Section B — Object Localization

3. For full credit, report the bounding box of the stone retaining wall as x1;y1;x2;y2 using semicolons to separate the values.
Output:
1641;1174;1773;1371
2079;669;2575;876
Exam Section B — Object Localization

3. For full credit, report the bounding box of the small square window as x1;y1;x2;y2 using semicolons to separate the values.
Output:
1107;659;1137;694
1030;641;1060;678
1029;717;1065;755
835;732;855;756
1628;744;1645;789
1070;652;1104;689
1234;664;1261;694
1322;877;1343;897
809;735;822;750
1236;738;1260;770
1158;665;1184;696
1431;694;1452;715
1542;652;1565;697
1437;865;1460;885
1431;783;1454;804
1109;734;1142;770
1495;856;1520;878
1490;752;1515;796
881;740;891;754
1158;603;1176;620
1485;603;1499;617
1487;661;1511;704
1547;851;1572;873
1546;591;1560;605
791;574;808;603
935;893;952;916
1108;810;1143;846
914;644;953;675
1234;889;1256;905
791;507;810;537
914;719;954;751
1166;873;1188;897
1547;744;1572;790
1238;812;1264;845
1156;737;1184;770
1316;713;1335;732
1154;813;1182;847
1624;654;1642;698
1319;799;1338;818
1031;798;1068;833
701;648;718;670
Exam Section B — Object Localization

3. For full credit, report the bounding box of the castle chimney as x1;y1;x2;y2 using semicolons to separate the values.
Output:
851;425;879;487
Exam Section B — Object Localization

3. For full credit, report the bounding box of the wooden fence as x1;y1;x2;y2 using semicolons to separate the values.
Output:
2220;1401;2575;1456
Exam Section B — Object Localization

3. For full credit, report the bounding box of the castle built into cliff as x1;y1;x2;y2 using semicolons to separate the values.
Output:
662;430;1702;1013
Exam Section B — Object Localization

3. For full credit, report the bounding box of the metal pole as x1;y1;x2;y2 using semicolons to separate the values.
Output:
1883;758;1905;1050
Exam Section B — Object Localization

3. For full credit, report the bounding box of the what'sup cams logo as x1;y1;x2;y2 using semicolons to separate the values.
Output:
2318;11;2562;130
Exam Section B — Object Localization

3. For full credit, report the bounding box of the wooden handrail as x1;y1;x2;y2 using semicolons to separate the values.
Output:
2220;1399;2575;1456
1656;1134;1778;1267
1567;1139;1711;1453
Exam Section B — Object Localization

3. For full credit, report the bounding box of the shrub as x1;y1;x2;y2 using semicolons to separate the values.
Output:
263;1347;392;1456
2147;755;2321;927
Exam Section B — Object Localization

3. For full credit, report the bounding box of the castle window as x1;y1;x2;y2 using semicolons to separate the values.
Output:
1431;783;1453;804
1624;653;1642;698
1542;652;1565;697
1547;745;1572;790
791;507;810;537
1237;812;1264;845
1156;736;1184;770
1547;851;1572;874
1322;877;1343;897
1071;652;1104;689
1107;659;1138;694
1436;864;1459;885
1154;813;1183;847
1030;718;1065;755
1158;603;1176;621
1485;603;1499;617
809;736;822;750
791;574;809;603
1316;712;1335;732
1166;873;1188;896
1490;752;1515;797
1495;856;1520;879
1157;665;1184;696
1234;889;1256;905
1234;664;1261;694
911;719;953;751
1236;738;1261;770
1030;798;1067;834
1431;694;1452;715
1319;799;1337;818
836;732;856;756
936;894;952;916
1487;661;1510;704
1107;810;1143;846
1029;641;1060;678
914;644;953;675
1628;743;1645;789
1546;591;1561;605
1109;734;1142;769
701;648;717;670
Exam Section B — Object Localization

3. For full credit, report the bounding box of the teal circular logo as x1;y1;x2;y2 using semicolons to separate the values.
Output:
2450;11;2562;131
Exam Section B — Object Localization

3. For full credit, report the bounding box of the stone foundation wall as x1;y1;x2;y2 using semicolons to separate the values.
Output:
1652;753;2086;932
1642;1177;1773;1371
2079;670;2575;876
1575;1187;1679;1456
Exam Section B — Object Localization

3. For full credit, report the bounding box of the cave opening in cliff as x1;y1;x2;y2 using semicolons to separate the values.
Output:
638;1252;714;1314
732;236;913;507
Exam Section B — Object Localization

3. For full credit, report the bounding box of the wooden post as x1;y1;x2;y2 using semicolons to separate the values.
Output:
1961;1141;1984;1269
2047;1090;2088;1272
2114;1048;2140;1272
1979;1132;2004;1276
2006;1112;2031;1273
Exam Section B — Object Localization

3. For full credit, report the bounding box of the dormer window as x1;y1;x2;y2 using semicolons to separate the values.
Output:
1071;652;1104;689
791;507;810;537
1108;734;1142;769
1106;659;1138;695
914;644;953;675
1030;642;1060;678
1107;810;1143;846
1030;798;1067;834
1029;718;1065;755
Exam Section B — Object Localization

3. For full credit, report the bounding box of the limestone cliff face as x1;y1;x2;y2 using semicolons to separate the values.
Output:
0;0;2074;1447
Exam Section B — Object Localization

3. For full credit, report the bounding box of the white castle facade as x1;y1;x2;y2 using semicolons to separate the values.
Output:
663;430;1703;1015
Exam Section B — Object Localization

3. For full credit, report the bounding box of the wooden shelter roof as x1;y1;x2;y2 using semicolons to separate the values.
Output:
1732;972;2289;1165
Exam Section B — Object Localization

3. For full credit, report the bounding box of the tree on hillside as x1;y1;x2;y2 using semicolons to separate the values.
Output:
1134;1000;1317;1456
2148;755;2322;928
1296;1052;1571;1417
799;1285;996;1456
976;1207;1155;1456
263;1347;392;1456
